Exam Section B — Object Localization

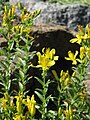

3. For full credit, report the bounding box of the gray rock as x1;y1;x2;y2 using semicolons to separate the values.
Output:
9;0;90;30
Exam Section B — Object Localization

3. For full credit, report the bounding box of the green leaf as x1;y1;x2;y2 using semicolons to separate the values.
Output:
0;48;6;56
20;36;27;43
9;41;14;51
45;79;51;87
16;48;25;55
35;91;44;102
35;77;44;86
35;88;43;94
12;78;17;82
46;95;53;104
18;57;26;67
24;90;30;95
52;70;59;81
8;80;11;90
28;51;36;59
0;91;4;96
0;82;5;87
0;60;8;70
19;82;24;91
19;70;25;79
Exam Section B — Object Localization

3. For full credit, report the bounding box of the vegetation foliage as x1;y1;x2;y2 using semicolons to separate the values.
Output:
0;2;90;120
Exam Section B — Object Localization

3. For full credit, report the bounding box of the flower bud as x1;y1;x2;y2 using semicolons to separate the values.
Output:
8;9;11;17
12;5;15;16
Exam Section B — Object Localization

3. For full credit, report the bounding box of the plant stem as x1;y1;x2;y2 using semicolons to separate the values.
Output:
42;70;47;120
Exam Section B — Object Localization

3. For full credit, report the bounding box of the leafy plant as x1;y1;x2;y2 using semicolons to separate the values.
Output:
31;48;59;119
0;3;40;119
0;2;90;120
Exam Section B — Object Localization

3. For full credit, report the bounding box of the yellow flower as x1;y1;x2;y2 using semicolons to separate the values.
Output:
3;13;7;23
12;24;21;33
69;105;72;117
65;50;78;65
26;96;31;112
13;114;26;120
4;6;7;13
64;109;69;120
87;47;90;57
12;5;15;16
70;33;83;44
60;70;70;86
72;71;76;77
30;95;36;116
25;95;36;117
64;103;73;120
80;47;85;59
1;98;7;110
21;11;25;22
58;107;62;116
15;94;23;113
78;25;84;33
70;25;90;45
86;24;90;37
82;33;88;40
18;2;23;10
13;115;21;120
1;93;9;110
10;96;14;108
8;9;11;17
33;48;59;70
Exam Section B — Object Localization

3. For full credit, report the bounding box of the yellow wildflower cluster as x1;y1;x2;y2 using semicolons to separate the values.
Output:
64;105;73;120
3;5;15;26
60;70;70;86
33;48;59;70
1;93;36;119
58;103;73;120
65;24;90;65
1;93;8;110
65;50;79;65
14;94;36;119
21;7;40;23
1;98;7;110
23;95;36;117
12;24;31;36
70;25;90;45
21;9;31;23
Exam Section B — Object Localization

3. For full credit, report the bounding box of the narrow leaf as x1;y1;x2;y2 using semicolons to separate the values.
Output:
35;88;43;94
35;77;43;86
35;91;43;102
19;70;25;79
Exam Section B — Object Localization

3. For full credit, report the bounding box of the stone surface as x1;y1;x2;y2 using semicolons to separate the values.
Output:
1;1;90;94
0;24;79;74
30;24;78;58
30;24;80;75
10;0;90;30
84;80;90;95
0;22;90;94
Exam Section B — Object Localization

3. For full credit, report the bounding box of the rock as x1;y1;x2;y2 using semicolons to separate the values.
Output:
9;0;90;30
1;23;90;95
84;80;90;95
30;24;80;79
0;37;7;47
0;24;79;98
30;24;78;58
0;24;79;74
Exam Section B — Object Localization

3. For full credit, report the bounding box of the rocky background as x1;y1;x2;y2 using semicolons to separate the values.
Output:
10;0;90;31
